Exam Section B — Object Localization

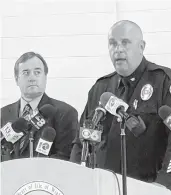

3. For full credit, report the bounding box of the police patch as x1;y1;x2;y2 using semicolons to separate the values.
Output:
141;84;153;101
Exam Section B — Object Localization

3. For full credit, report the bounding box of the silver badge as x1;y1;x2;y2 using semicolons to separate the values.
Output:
141;84;153;101
133;99;138;110
130;78;135;81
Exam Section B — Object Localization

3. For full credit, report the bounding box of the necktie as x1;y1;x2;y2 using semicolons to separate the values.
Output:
119;78;129;103
22;104;32;120
14;104;33;157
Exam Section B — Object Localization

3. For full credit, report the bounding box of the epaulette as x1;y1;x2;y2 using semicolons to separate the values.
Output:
96;71;117;82
147;60;171;80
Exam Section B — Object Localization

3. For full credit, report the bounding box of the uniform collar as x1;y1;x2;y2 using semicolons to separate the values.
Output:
117;57;147;88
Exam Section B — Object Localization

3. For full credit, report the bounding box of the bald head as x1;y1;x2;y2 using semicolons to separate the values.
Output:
110;20;143;41
108;20;145;76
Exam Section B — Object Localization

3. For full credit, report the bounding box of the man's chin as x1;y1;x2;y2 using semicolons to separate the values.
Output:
114;65;129;76
24;92;43;99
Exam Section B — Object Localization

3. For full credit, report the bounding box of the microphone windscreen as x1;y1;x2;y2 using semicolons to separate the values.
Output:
100;92;114;107
41;127;56;142
11;118;28;133
158;105;171;120
39;104;56;119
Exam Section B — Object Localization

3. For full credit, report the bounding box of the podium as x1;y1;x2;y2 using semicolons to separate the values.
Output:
1;158;170;195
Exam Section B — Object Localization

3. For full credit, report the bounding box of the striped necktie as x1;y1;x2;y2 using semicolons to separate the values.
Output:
14;104;33;157
22;104;32;120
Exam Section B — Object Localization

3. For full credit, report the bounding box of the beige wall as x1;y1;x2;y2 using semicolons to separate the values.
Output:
1;0;171;117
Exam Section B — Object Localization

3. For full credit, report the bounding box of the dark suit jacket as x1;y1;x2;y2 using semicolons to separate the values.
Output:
1;93;79;161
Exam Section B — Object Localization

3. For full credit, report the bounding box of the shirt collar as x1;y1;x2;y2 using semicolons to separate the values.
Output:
117;57;146;88
20;94;43;114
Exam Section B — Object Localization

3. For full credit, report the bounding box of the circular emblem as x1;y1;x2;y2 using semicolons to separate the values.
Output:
82;129;91;139
42;143;50;150
141;84;153;101
14;181;64;195
90;131;99;141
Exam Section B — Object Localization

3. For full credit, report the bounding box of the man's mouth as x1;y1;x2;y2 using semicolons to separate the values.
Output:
115;58;126;62
28;85;38;87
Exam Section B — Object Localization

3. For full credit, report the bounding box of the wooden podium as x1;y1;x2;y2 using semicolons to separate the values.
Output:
1;158;170;195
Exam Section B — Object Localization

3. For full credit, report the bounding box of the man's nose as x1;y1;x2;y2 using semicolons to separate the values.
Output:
115;44;124;53
28;71;36;81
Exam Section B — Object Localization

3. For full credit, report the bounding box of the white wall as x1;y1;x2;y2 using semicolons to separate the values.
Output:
116;0;171;67
1;0;171;118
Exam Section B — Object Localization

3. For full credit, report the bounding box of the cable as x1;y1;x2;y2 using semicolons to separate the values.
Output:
106;169;121;195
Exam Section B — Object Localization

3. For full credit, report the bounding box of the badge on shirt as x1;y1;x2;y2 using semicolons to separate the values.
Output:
141;84;153;101
133;99;138;110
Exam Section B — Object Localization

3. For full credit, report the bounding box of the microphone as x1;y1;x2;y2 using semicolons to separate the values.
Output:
29;104;56;131
1;142;13;161
92;105;106;128
158;105;171;174
100;92;129;119
18;104;56;157
100;92;146;137
35;127;56;156
79;120;102;143
0;118;29;144
158;105;171;130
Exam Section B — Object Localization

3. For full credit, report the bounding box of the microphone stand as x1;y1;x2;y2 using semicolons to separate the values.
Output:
81;141;89;166
89;143;96;168
120;117;127;195
29;131;34;158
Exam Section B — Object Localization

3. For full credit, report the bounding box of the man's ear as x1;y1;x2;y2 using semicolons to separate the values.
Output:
140;40;146;53
15;76;19;86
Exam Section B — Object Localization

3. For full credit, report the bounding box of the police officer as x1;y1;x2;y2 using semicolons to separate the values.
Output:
70;20;171;190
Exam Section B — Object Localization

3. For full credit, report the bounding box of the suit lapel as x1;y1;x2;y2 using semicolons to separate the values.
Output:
37;93;51;109
5;100;20;123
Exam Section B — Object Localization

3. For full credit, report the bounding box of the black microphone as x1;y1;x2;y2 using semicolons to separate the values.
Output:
100;92;146;137
19;104;56;156
29;104;56;131
92;105;106;128
35;127;56;157
0;118;29;144
1;142;13;161
158;105;171;130
100;92;129;119
158;105;171;174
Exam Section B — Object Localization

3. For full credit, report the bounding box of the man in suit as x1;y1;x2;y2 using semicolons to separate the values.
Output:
1;51;78;161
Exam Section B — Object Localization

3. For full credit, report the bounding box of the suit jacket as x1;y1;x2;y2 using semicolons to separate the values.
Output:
1;93;79;161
